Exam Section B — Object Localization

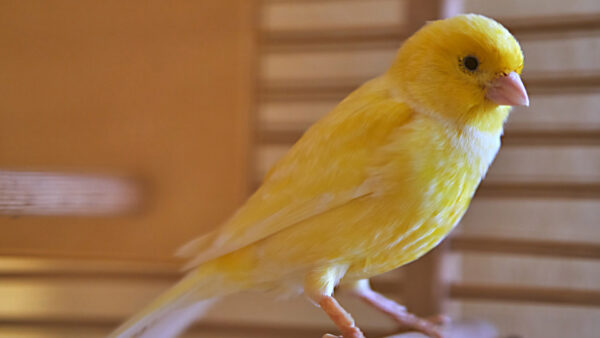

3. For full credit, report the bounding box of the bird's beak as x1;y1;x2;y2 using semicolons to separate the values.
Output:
486;71;529;107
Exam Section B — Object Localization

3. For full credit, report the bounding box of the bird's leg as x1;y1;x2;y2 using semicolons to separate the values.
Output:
345;279;444;338
305;268;365;338
318;295;364;338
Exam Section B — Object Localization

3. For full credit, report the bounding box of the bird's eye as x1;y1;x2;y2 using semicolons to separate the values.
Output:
462;55;479;71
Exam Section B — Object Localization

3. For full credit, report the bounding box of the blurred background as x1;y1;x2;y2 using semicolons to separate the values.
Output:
1;0;599;337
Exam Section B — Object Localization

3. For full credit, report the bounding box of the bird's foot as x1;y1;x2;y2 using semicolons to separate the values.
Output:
346;280;447;338
390;310;446;338
322;325;365;338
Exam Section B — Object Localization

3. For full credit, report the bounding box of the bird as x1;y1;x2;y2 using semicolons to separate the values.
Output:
110;14;529;338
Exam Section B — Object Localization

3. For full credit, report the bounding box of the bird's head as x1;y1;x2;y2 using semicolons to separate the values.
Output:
388;14;528;131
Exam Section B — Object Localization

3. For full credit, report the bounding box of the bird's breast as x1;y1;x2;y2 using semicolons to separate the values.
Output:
347;117;502;278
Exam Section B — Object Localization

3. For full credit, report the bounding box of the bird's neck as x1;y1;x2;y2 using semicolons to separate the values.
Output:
384;72;511;135
409;109;504;179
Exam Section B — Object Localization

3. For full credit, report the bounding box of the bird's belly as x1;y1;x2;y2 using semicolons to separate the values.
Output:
346;176;477;280
253;149;484;283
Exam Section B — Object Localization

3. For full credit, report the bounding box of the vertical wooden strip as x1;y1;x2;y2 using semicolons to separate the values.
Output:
244;0;263;196
403;242;449;316
407;0;463;32
401;0;463;317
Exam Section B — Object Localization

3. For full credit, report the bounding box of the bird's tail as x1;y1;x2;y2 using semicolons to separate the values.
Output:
109;262;241;338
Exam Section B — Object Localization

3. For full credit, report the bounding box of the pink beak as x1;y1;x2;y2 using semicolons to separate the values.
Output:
486;71;529;106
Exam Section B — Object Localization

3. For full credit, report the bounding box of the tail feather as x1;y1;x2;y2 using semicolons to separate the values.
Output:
109;266;236;338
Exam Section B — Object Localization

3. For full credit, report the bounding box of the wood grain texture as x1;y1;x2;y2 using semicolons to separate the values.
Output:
0;275;400;335
403;245;448;316
464;0;600;19
449;300;600;338
459;197;600;242
263;0;407;31
449;252;600;290
0;0;256;259
450;284;600;306
450;237;600;259
261;48;398;82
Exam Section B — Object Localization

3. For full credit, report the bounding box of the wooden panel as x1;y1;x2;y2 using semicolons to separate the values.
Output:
448;253;600;290
0;256;402;336
506;14;600;36
464;0;600;18
0;1;255;259
0;277;399;334
256;144;288;179
487;146;600;183
0;257;178;280
508;92;600;131
403;245;447;316
451;237;600;260
262;48;397;82
448;300;600;338
458;198;600;243
0;277;167;322
521;33;600;74
450;284;600;307
259;100;336;130
263;0;407;31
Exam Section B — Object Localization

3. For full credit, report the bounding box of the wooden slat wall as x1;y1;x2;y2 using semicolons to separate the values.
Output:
263;0;407;31
0;257;402;338
463;0;600;18
454;1;600;337
253;1;600;338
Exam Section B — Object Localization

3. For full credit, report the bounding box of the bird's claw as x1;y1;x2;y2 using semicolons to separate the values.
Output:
391;311;447;338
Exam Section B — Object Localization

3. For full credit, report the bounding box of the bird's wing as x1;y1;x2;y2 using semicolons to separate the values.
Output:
178;80;412;269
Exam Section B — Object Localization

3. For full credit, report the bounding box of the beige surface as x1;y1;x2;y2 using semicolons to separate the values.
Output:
0;1;255;260
263;0;407;31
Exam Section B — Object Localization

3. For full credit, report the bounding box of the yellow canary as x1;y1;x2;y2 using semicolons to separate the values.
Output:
111;14;528;338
